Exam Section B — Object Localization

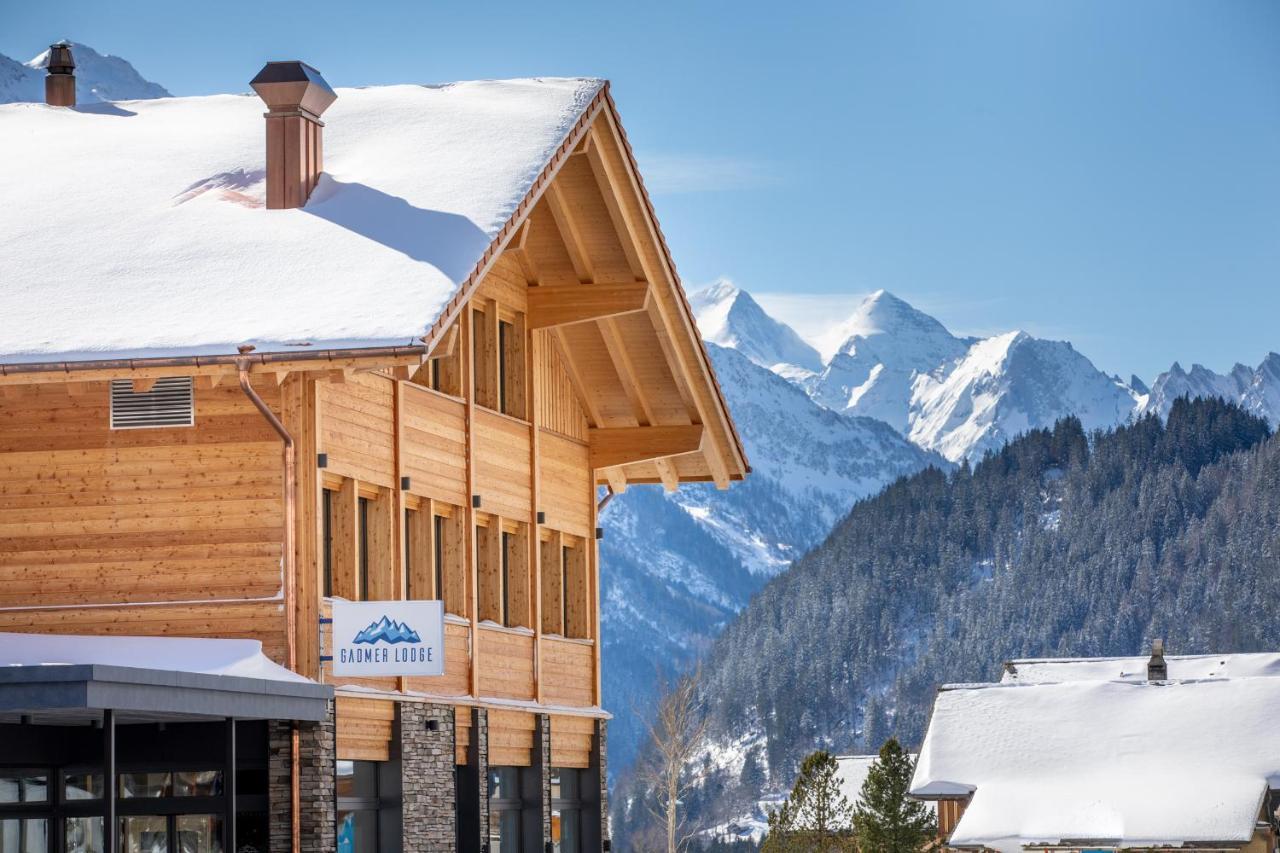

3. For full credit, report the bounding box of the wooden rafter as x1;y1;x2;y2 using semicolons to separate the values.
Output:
527;281;649;330
545;182;594;283
597;317;654;427
588;424;704;470
654;458;679;493
585;127;646;281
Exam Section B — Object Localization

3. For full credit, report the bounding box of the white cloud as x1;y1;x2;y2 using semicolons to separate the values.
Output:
636;152;778;195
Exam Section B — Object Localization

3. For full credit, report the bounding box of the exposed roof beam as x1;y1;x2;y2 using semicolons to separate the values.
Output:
527;282;649;330
597;317;654;427
654;458;679;493
603;467;628;494
545;182;595;283
585;128;645;281
588;424;704;470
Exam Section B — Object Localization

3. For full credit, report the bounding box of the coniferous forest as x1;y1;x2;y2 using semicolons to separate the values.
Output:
619;397;1280;842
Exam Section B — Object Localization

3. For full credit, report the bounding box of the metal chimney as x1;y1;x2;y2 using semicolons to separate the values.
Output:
250;61;337;210
44;42;76;107
1147;638;1168;682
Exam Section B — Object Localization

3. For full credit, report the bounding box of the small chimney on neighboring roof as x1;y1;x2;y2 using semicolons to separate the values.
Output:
44;42;76;107
250;60;337;210
1148;638;1168;682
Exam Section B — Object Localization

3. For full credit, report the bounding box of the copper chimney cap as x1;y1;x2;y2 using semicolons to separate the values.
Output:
250;61;337;121
46;42;75;75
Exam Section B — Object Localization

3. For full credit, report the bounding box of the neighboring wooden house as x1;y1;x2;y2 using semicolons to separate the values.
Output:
912;645;1280;853
0;49;747;853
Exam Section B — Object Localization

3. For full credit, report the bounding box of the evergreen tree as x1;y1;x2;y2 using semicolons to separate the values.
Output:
852;740;935;853
762;750;855;852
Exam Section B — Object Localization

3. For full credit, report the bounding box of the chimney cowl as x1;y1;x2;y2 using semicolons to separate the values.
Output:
46;42;75;75
1147;638;1168;682
44;42;76;107
250;61;337;122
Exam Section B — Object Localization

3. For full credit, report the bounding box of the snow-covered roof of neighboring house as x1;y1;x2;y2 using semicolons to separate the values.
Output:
1001;652;1280;684
0;78;603;364
911;677;1280;852
836;754;936;813
0;631;311;683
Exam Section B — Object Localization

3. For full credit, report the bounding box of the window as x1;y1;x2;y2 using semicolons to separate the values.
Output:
403;508;415;601
551;768;583;853
358;497;371;601
478;520;529;628
322;488;334;598
498;321;511;414
486;768;523;853
500;531;511;627
433;514;445;602
0;818;47;852
336;760;400;853
540;535;590;639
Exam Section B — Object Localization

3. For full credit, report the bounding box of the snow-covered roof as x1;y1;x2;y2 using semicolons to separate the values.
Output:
911;677;1280;851
0;631;311;683
1002;652;1280;684
0;78;603;363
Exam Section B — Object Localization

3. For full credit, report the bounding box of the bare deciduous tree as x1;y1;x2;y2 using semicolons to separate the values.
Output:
637;668;708;853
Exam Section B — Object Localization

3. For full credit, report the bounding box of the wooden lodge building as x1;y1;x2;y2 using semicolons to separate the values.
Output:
0;49;747;853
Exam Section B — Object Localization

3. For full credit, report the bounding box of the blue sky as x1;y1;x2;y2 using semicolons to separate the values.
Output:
7;0;1280;380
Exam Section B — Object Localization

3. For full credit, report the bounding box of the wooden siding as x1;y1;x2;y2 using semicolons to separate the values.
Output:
472;409;531;520
401;384;467;507
550;714;594;769
336;696;395;761
536;334;589;440
0;380;287;659
477;626;535;701
540;637;594;708
488;709;535;768
538;432;591;538
319;372;396;488
0;601;287;662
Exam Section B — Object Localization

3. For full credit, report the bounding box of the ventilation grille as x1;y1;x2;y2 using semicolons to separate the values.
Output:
110;377;195;429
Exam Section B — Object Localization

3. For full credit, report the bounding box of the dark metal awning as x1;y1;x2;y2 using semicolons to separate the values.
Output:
0;663;333;724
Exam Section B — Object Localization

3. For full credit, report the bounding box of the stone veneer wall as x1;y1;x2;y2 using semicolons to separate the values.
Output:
457;707;489;853
401;702;458;852
521;714;551;849
267;720;293;853
298;702;337;853
267;701;336;853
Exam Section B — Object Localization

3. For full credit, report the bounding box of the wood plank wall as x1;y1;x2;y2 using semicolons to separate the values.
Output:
0;381;287;659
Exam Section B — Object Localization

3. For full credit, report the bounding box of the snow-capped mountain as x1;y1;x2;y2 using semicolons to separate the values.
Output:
689;280;823;378
806;290;971;432
0;42;169;104
908;331;1138;461
696;285;1139;462
600;343;943;773
1142;354;1280;427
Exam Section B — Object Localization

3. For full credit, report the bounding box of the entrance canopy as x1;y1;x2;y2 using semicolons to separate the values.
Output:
0;632;332;724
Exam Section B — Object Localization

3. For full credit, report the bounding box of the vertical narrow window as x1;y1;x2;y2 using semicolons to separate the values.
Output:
433;514;445;601
358;497;370;601
500;531;511;627
322;489;334;598
498;321;510;414
430;358;441;391
403;508;415;600
561;545;570;635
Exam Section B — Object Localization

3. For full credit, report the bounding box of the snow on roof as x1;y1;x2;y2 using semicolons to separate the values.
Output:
0;631;312;683
0;78;603;363
1001;652;1280;684
911;677;1280;851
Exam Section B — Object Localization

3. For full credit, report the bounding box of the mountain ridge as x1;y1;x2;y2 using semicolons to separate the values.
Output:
0;41;170;104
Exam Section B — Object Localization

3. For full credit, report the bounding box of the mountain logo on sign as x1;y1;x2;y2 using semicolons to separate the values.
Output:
352;616;421;645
